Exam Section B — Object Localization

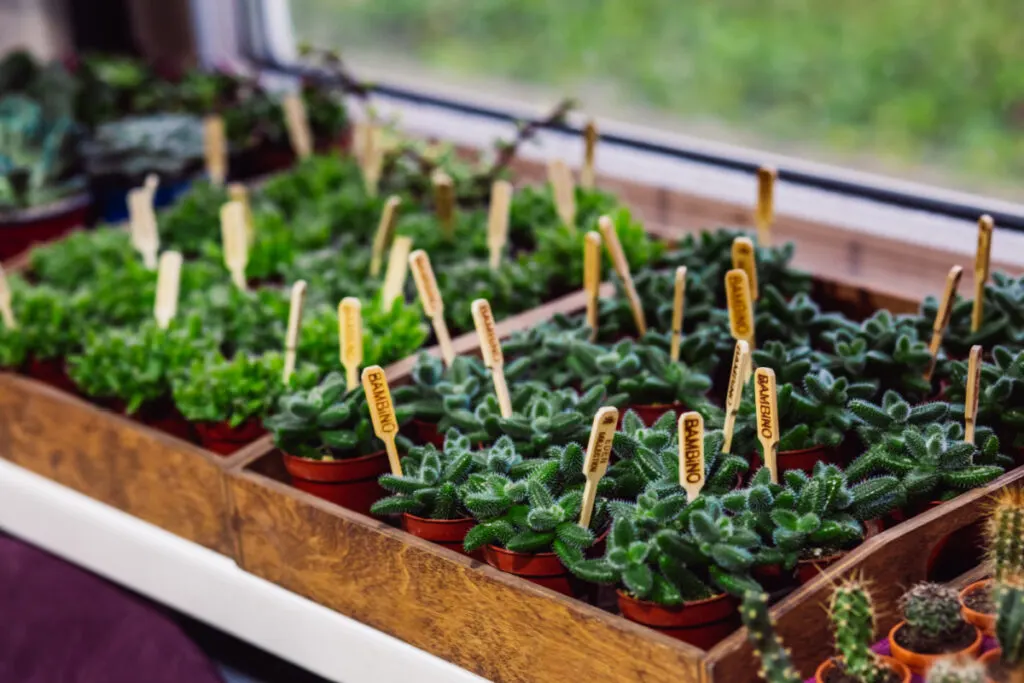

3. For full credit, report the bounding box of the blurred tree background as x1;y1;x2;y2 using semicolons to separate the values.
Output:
293;0;1024;199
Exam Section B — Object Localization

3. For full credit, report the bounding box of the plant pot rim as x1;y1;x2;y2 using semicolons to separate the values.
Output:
887;620;983;673
402;512;475;525
960;578;993;612
798;550;846;564
615;588;730;610
814;655;911;683
779;443;831;456
0;191;91;224
486;543;557;560
283;449;385;465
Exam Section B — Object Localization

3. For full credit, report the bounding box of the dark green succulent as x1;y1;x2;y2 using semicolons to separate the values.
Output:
848;390;949;449
370;429;476;519
944;346;1024;451
391;353;490;434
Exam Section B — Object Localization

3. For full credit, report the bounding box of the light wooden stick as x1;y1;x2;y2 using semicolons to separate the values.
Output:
282;93;313;159
127;187;159;270
725;268;755;348
731;236;759;301
754;367;780;483
599;215;646;336
228;183;254;245
924;265;963;382
283;280;307;384
471;298;512;418
361;365;403;476
203;115;227;186
579;406;618;528
0;264;17;329
964;345;983;444
487;180;513;270
721;340;751;454
580;119;598;190
362;125;384;197
339;297;363;392
370;195;402;277
220;200;249;290
583;231;602;341
381;236;413;310
547;159;576;231
144;173;160;197
670;266;687;362
409;250;455;367
154;251;183;330
678;411;706;503
755;166;777;247
972;215;994;333
432;170;456;240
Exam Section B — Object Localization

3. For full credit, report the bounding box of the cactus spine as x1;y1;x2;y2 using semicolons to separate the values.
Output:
829;578;887;683
741;590;801;683
988;488;1024;582
901;583;964;640
924;656;987;683
995;575;1024;683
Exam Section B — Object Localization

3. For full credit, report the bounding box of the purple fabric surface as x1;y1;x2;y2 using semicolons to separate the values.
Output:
0;536;225;683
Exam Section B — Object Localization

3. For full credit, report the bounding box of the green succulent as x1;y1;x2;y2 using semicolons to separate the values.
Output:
755;285;857;348
371;430;477;519
391;353;489;432
848;390;949;448
158;180;229;257
945;346;1024;451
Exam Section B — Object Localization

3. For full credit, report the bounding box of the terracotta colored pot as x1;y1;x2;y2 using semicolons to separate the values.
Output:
617;591;739;650
814;656;911;683
753;563;794;592
887;620;983;675
483;545;574;597
796;552;846;585
960;579;996;637
410;419;445;448
401;513;479;559
26;356;77;395
194;418;266;456
283;450;389;515
980;648;1004;683
622;402;686;428
0;194;90;260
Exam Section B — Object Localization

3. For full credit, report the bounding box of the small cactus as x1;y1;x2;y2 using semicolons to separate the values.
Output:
995;575;1024;672
988;488;1024;583
901;583;964;641
925;656;987;683
829;578;888;683
741;590;801;683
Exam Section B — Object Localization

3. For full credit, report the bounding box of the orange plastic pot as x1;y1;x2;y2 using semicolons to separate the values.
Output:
623;402;686;428
979;648;1004;683
814;656;911;683
617;591;739;650
401;513;479;559
483;545;573;596
194;418;266;456
960;579;996;637
283;450;389;516
887;621;983;675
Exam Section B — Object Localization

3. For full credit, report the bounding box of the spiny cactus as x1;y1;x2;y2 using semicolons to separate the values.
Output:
925;656;987;683
829;578;888;683
741;590;802;683
988;489;1024;584
995;575;1024;672
901;582;965;641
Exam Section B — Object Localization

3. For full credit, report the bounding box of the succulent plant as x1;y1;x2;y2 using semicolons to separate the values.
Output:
918;273;1024;357
436;257;550;335
370;429;476;519
945;346;1024;451
740;589;802;683
80;113;204;181
392;353;489;434
848;390;949;448
988;488;1024;583
28;227;137;291
755;285;857;348
925;656;987;683
158;180;230;257
829;578;889;683
901;582;968;643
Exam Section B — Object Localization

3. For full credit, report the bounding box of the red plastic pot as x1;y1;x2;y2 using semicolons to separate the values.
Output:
796;552;846;584
483;545;575;596
752;444;835;476
960;579;996;637
401;513;479;558
410;419;445;448
622;402;686;428
617;591;739;649
25;357;77;395
138;403;195;443
283;450;389;515
0;194;90;260
194;418;266;456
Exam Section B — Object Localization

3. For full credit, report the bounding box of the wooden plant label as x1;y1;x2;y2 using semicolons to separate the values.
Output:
370;195;402;277
755;166;777;247
154;250;183;330
472;299;512;418
731;236;759;301
670;266;687;362
580;119;598;189
487;180;513;269
432;170;456;240
964;344;983;444
0;264;17;329
547;159;576;231
381;236;413;310
361;125;384;197
282;280;307;384
361;365;403;476
128;187;159;270
228;183;254;245
339;297;363;391
754;367;780;483
972;215;994;333
721;340;751;454
578;406;619;528
409;249;455;367
924;265;964;381
584;231;602;341
678;411;705;503
144;173;160;197
203;115;227;186
598;215;647;335
282;93;313;159
725;268;755;347
220;200;249;290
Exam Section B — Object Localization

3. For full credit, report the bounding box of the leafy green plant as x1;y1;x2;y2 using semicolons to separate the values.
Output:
171;351;317;427
740;589;802;683
0;279;79;362
829;578;889;683
158;180;229;256
370;430;476;518
28;228;137;291
436;258;549;335
80;113;204;181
